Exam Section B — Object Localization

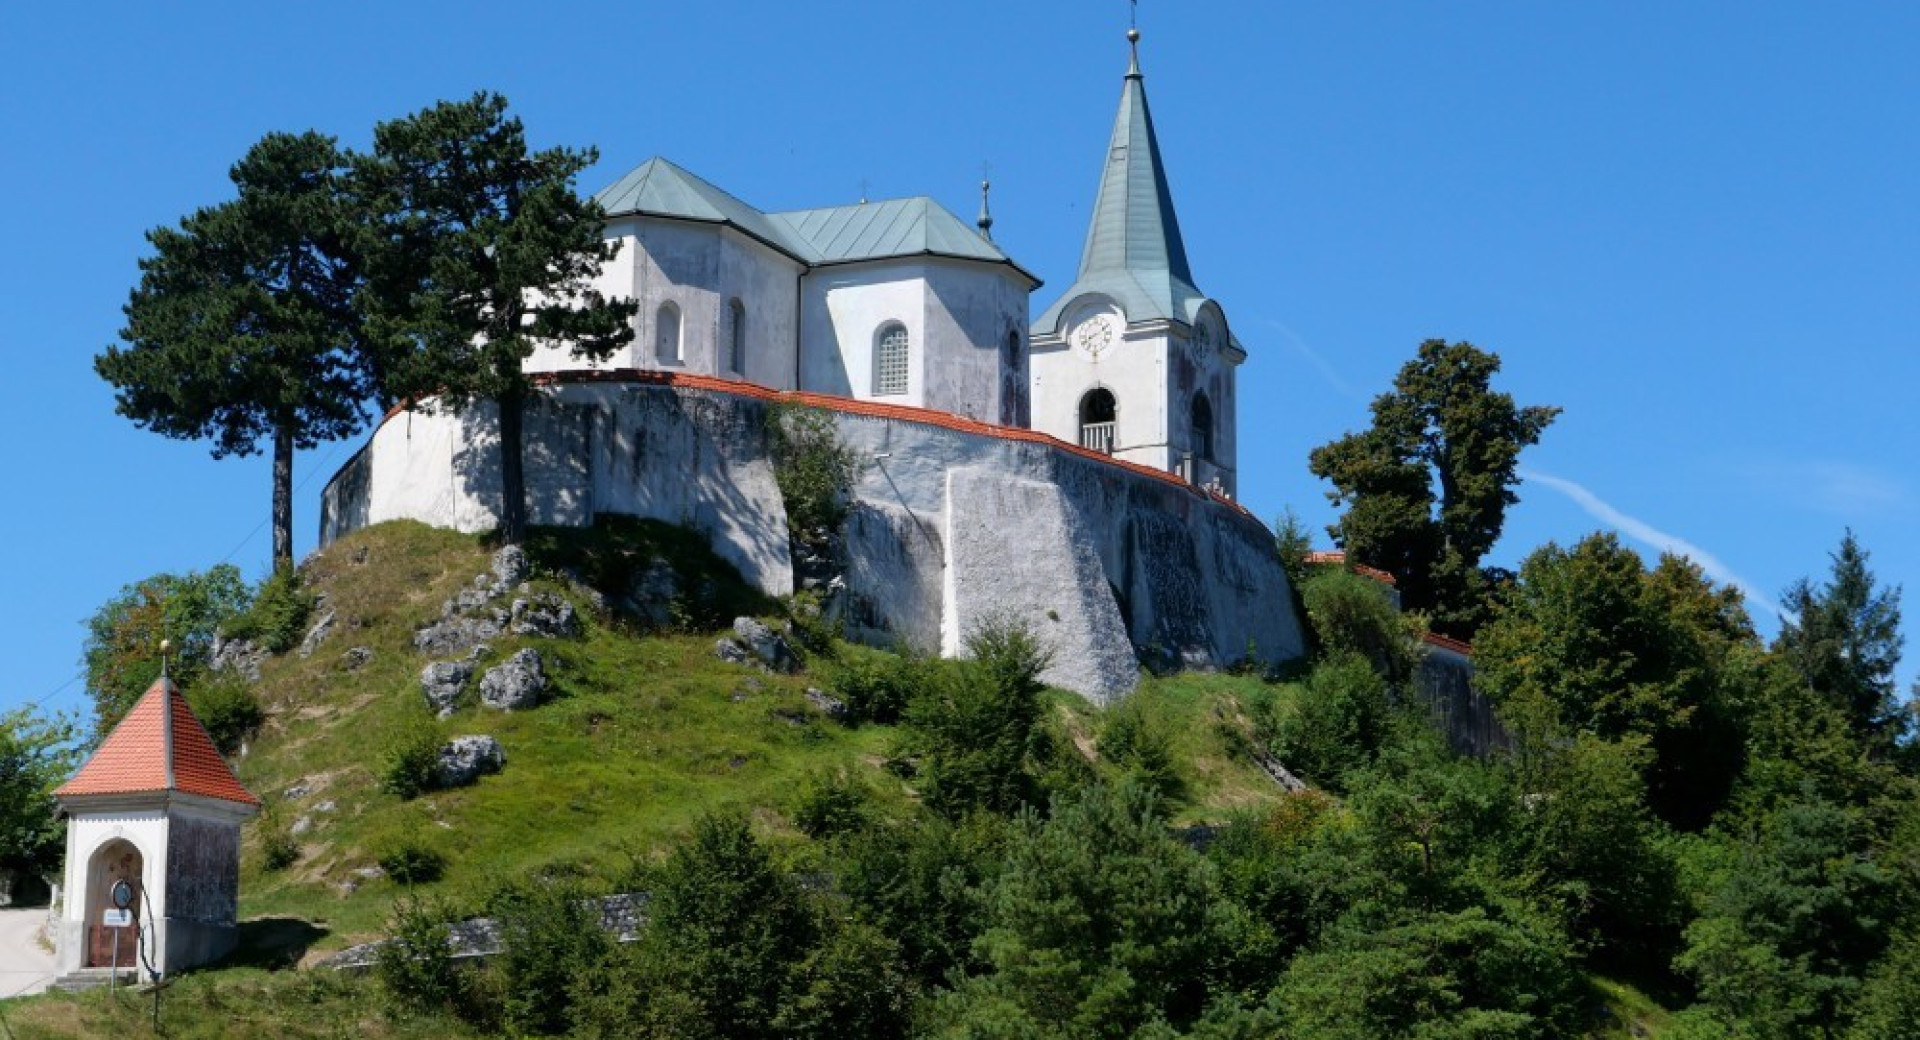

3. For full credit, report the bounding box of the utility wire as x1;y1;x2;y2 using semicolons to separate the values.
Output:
15;434;356;721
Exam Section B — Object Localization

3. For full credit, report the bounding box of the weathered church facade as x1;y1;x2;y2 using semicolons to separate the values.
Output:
322;30;1302;700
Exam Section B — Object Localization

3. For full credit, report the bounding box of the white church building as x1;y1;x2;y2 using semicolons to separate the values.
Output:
531;26;1241;498
324;29;1294;700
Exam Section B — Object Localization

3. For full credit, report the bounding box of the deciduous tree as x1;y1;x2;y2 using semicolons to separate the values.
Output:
1308;339;1558;637
97;131;371;571
1474;533;1753;830
81;564;251;733
0;708;79;879
351;92;636;544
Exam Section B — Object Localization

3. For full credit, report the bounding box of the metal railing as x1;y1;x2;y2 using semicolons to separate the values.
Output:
1079;422;1116;454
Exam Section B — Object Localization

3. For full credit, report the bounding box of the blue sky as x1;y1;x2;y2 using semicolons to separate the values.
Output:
3;2;1915;721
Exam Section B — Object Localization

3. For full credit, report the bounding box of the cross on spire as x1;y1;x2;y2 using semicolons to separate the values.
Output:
977;161;994;240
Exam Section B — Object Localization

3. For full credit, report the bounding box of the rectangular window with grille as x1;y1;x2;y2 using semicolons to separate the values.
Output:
874;325;910;396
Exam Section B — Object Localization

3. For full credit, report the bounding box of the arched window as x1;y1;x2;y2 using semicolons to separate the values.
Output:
1005;328;1022;370
728;299;747;375
655;301;682;365
1190;392;1215;463
1079;387;1117;454
874;323;910;396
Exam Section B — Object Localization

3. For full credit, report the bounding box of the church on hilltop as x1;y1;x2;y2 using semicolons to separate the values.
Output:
323;28;1297;701
531;26;1242;499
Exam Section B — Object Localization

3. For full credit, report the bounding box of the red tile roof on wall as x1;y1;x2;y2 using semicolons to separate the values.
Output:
379;369;1254;519
54;677;260;808
1420;631;1474;657
1303;549;1398;587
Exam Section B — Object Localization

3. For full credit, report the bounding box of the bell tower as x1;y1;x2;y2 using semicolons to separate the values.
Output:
1029;25;1245;496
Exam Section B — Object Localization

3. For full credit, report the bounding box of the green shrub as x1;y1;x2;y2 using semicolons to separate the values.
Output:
1301;567;1422;685
260;811;300;872
220;567;316;655
376;895;464;1014
381;725;443;800
1100;692;1185;802
378;841;448;885
491;877;612;1036
900;617;1054;819
767;404;861;538
1273;652;1392;790
793;770;875;839
825;645;925;725
187;675;264;755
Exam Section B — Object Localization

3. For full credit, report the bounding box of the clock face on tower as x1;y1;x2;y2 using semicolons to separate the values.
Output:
1190;317;1217;364
1073;314;1116;359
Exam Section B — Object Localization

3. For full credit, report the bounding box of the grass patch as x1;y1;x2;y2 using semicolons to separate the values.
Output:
2;969;485;1039
1060;670;1306;825
1585;975;1675;1038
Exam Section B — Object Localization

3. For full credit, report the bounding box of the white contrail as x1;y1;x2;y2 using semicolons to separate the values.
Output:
1260;319;1364;401
1522;468;1788;623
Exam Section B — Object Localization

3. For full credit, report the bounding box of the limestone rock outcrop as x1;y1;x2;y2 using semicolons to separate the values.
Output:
421;660;476;718
479;649;546;711
715;617;797;673
437;735;505;788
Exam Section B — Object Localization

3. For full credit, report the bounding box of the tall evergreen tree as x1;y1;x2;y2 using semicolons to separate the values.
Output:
96;131;371;570
1776;531;1908;748
350;92;636;543
1308;339;1559;637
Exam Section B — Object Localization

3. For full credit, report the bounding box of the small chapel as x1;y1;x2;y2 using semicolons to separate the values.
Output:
529;25;1243;497
49;673;259;986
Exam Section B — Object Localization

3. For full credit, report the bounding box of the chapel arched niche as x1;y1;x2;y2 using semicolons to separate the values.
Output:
83;838;143;969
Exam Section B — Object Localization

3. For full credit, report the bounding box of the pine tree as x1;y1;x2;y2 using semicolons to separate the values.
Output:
350;92;636;544
1776;531;1907;748
96;131;370;570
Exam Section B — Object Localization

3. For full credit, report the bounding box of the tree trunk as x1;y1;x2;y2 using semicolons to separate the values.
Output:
497;386;527;544
272;426;294;572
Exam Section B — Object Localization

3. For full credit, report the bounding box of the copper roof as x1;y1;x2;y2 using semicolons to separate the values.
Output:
55;677;259;807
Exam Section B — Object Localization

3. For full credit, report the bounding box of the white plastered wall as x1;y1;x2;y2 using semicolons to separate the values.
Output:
524;217;802;383
55;810;166;977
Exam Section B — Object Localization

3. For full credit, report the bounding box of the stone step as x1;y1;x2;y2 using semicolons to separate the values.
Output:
49;969;138;993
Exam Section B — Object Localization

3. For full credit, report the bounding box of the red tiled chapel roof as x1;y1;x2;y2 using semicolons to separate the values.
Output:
54;677;259;808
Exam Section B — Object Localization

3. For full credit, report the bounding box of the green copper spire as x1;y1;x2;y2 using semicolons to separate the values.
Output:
1078;25;1193;288
1035;26;1208;333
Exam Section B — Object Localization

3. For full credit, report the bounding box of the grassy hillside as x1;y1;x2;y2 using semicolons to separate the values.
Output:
5;519;1683;1038
202;519;1288;951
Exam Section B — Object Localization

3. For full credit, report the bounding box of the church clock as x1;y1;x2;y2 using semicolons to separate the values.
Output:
1073;313;1117;359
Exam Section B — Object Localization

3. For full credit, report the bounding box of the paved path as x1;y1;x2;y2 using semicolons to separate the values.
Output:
0;908;55;999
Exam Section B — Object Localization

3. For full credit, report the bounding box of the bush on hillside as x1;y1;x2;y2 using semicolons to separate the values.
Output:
490;877;613;1036
1271;652;1393;790
793;769;876;839
900;617;1055;818
187;675;264;755
219;566;316;654
1100;691;1186;803
1300;567;1424;686
258;807;300;872
376;895;467;1015
824;644;926;725
381;724;443;800
378;841;448;885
